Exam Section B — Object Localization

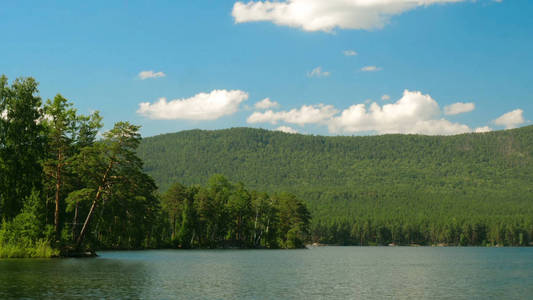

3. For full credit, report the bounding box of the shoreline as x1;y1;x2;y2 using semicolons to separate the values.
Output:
3;245;533;259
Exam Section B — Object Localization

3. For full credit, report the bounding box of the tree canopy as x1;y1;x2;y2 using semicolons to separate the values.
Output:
138;126;533;246
0;76;166;256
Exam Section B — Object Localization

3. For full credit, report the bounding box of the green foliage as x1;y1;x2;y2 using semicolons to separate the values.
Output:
160;175;310;249
0;75;46;221
275;193;311;248
70;121;162;250
0;190;58;258
138;126;533;246
42;94;79;239
0;75;165;256
0;240;59;258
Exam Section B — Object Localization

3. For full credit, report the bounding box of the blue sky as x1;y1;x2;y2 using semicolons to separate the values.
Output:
1;0;531;136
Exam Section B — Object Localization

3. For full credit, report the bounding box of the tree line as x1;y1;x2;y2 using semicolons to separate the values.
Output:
0;76;311;257
312;217;533;247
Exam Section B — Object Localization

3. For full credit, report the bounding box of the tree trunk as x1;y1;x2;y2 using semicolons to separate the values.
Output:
172;215;176;241
190;230;196;248
253;209;258;246
72;202;79;241
75;187;101;249
54;150;62;240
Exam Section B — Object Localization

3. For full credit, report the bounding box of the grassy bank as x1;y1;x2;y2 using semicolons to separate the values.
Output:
0;240;59;258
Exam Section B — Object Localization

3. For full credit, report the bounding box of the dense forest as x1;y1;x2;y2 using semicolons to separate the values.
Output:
0;76;309;258
161;177;310;249
138;126;533;247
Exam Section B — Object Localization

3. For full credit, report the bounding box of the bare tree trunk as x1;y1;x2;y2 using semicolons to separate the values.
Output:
253;209;258;247
75;187;101;249
72;202;79;241
172;216;176;241
190;230;196;248
54;150;62;240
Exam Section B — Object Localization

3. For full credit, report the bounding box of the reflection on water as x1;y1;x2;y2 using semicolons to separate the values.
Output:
0;257;147;298
1;247;533;299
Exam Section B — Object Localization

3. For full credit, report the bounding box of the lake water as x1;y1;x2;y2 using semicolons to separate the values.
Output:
1;247;532;299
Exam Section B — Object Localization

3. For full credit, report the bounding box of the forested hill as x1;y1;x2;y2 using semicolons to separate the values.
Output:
138;126;533;245
139;126;533;193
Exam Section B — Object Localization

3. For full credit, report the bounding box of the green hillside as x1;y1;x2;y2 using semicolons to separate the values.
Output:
138;126;533;246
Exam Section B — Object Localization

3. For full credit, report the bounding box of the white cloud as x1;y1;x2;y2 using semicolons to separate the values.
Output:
343;50;357;56
137;89;248;120
308;67;330;77
361;66;382;72
255;98;279;110
381;94;391;101
247;104;338;125
494;109;525;129
474;126;492;133
329;90;472;135
232;0;465;32
276;126;299;134
247;90;524;136
138;70;166;80
444;102;475;115
248;90;477;136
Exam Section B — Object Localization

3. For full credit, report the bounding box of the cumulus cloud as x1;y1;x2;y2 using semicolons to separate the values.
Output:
361;66;382;72
494;109;525;129
444;102;475;115
329;90;472;135
381;94;391;101
137;89;248;120
343;50;357;56
276;126;299;134
308;67;330;77
255;98;279;110
232;0;465;32
248;90;482;136
138;70;166;80
247;104;338;125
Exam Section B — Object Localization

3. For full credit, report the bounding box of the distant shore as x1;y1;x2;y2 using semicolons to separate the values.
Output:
306;242;533;248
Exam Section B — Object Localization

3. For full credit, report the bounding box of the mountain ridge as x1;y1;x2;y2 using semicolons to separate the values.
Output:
139;125;533;189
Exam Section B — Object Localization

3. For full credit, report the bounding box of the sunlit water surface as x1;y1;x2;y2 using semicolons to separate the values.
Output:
1;247;532;299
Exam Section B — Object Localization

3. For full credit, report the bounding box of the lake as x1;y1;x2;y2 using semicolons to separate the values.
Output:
1;247;532;299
